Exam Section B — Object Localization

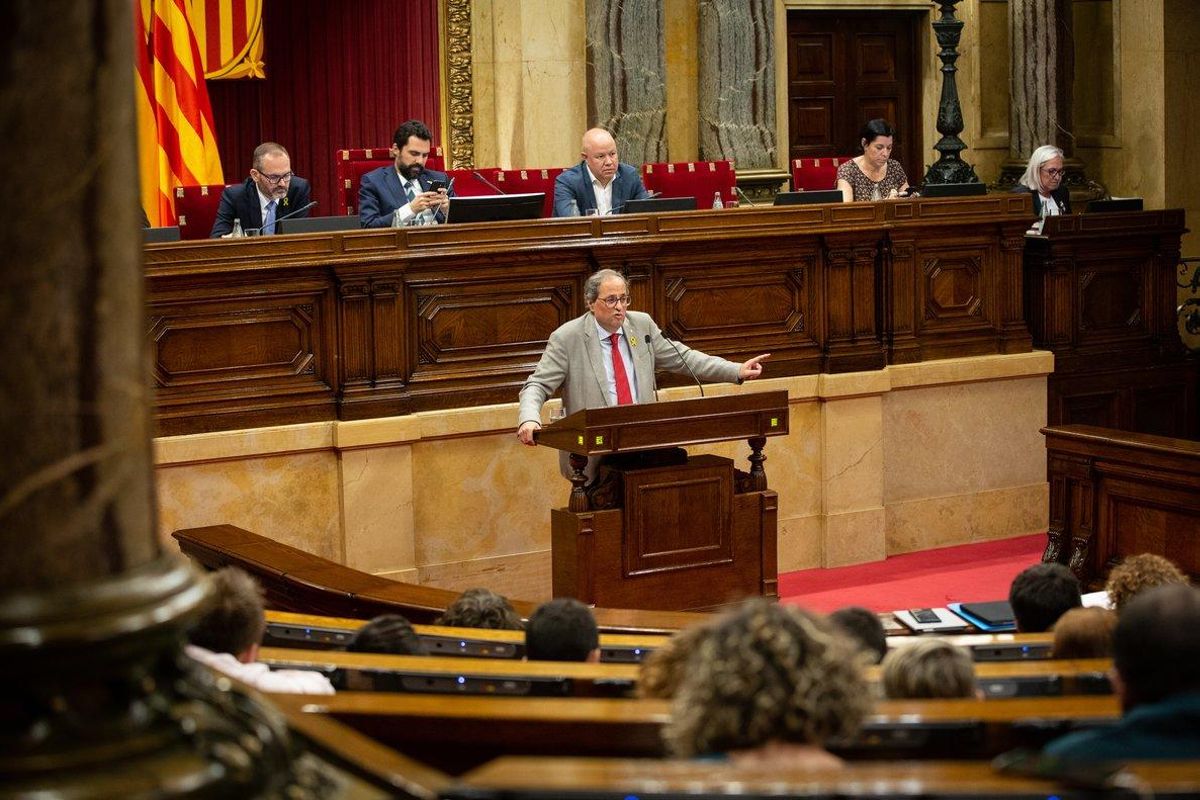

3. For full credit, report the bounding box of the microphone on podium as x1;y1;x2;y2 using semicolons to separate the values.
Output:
472;171;506;195
645;332;704;397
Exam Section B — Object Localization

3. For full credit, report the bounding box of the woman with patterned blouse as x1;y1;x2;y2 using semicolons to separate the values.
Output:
836;119;911;202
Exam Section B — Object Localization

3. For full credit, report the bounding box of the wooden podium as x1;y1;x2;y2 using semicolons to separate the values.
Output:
535;390;789;612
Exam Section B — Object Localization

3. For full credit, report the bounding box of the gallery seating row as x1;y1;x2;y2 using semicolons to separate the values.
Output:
256;644;1112;700
270;690;1122;775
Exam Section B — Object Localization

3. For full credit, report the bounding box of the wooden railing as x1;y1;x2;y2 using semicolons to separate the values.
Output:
173;524;709;634
1043;424;1200;585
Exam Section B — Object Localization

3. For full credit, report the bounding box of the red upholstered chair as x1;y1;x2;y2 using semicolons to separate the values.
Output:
790;157;854;191
335;145;446;216
445;168;504;197
493;167;564;218
173;184;229;239
641;160;737;208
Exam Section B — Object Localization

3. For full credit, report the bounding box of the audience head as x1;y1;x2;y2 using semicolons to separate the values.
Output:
436;587;524;631
1051;607;1117;660
1105;553;1189;612
580;127;619;186
390;119;435;180
881;639;977;699
1112;584;1200;710
345;614;425;656
1019;144;1065;194
525;598;600;662
637;622;714;699
830;606;887;665
664;599;870;758
1009;562;1082;632
188;567;266;663
250;142;293;201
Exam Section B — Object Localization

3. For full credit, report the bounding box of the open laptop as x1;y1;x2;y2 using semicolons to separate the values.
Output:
773;189;843;206
276;215;361;234
143;225;181;243
1086;197;1143;213
621;196;697;214
921;182;987;198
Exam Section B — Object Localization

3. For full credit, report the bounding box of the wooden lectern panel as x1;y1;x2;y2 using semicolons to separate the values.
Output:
623;456;734;576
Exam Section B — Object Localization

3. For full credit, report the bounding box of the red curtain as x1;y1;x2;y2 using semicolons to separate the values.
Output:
207;0;442;218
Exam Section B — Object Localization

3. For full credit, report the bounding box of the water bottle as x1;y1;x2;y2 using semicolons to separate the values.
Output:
230;217;244;238
712;191;724;210
566;198;580;217
870;184;881;202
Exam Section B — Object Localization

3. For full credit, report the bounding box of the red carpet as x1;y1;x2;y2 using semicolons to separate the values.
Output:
779;534;1045;614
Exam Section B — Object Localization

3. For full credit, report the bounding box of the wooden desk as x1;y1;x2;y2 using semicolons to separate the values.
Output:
279;692;1120;773
453;756;1200;798
263;609;668;662
1042;424;1200;583
145;197;1035;435
1027;210;1196;437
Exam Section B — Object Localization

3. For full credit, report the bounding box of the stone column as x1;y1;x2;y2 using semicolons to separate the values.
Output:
0;3;295;794
1001;0;1103;197
697;0;777;170
585;0;668;165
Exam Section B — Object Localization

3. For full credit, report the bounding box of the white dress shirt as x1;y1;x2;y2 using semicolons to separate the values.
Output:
588;166;615;216
595;320;639;405
186;644;335;695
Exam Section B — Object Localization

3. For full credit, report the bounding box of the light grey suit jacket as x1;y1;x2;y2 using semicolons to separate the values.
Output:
518;311;742;475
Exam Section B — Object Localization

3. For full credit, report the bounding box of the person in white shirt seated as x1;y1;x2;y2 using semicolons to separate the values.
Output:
185;567;334;695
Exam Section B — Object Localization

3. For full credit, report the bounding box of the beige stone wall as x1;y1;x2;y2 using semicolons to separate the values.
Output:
155;352;1052;601
471;0;587;169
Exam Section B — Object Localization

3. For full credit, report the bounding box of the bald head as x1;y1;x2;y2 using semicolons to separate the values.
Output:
581;127;619;186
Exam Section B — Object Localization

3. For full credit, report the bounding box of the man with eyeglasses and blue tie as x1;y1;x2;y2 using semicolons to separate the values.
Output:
517;269;770;477
359;119;453;228
210;142;312;237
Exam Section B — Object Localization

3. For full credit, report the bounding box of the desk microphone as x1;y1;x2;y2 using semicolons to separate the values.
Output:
734;186;758;207
645;332;704;397
472;171;506;195
245;200;318;235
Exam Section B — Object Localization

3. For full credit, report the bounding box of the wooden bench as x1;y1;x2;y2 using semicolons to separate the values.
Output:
258;647;639;697
274;692;1121;774
451;755;1200;798
175;524;708;634
263;609;667;662
887;632;1055;661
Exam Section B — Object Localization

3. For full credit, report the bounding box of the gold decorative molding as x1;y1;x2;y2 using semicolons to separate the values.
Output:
443;0;475;169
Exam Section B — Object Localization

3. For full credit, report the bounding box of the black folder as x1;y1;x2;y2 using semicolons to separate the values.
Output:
958;600;1014;626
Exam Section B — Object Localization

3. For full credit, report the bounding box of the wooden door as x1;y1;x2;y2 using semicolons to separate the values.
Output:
786;11;922;182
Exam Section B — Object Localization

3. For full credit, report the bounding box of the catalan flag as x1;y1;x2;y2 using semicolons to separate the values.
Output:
135;0;224;226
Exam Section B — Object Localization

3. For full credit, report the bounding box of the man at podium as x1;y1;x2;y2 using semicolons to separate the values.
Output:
516;269;769;472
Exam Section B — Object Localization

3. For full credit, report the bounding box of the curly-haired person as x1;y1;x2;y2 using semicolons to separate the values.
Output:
637;622;714;699
436;587;524;631
1106;553;1189;612
664;599;870;767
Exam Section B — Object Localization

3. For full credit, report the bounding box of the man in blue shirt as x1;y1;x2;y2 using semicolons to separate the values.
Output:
1044;583;1200;761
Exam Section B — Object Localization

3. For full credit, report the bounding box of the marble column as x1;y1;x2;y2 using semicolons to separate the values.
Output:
1002;0;1103;197
697;0;776;170
0;2;297;794
1009;0;1070;158
585;0;668;164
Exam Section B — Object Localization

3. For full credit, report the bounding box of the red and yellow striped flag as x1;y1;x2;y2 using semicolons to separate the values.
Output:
135;0;224;226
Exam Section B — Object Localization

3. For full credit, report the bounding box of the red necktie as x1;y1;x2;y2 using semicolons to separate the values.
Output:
609;333;633;405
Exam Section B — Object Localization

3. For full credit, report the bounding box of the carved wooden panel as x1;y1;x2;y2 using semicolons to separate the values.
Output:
1044;425;1200;586
1077;266;1144;339
144;198;1038;434
924;254;983;322
785;11;920;170
623;466;733;576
